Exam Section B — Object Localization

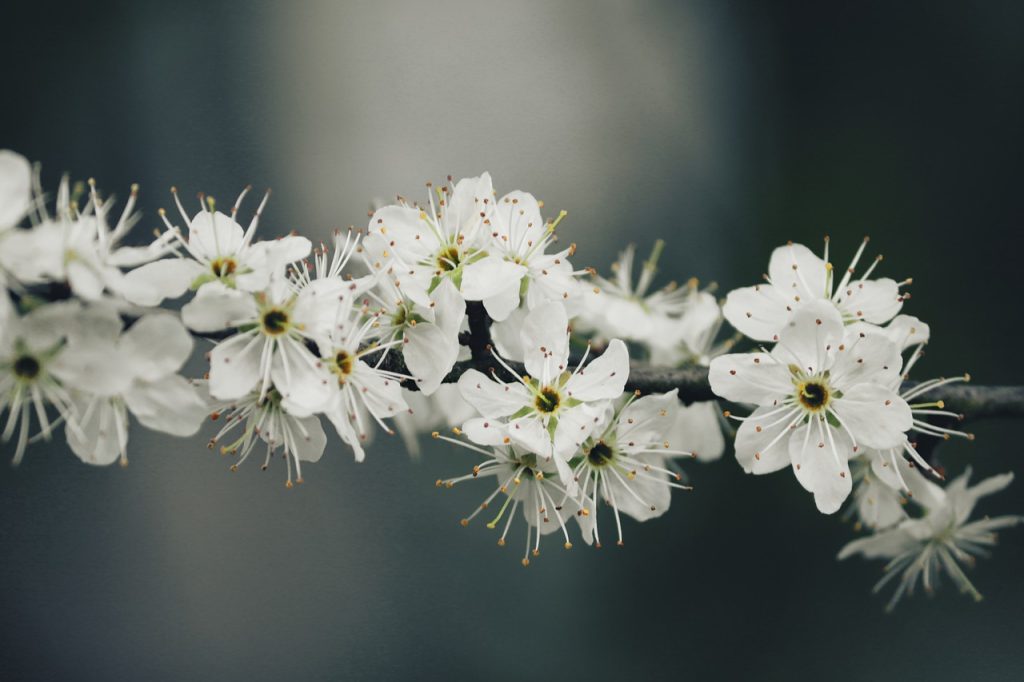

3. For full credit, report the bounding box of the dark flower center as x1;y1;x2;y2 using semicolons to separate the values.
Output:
332;350;355;382
586;441;615;467
798;381;830;411
534;386;561;413
261;309;291;335
210;257;238;277
13;355;41;380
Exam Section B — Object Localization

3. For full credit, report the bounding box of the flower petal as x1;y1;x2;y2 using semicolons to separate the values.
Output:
457;369;531;418
789;420;854;514
208;332;264;400
120;313;194;381
831;384;911;450
708;352;790;405
564;339;629;402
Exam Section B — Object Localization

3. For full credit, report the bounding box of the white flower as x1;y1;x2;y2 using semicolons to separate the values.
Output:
578;241;689;344
434;434;589;565
314;289;409;462
123;187;311;305
457;301;629;490
839;468;1022;610
723;238;909;342
363;173;527;304
63;313;207;467
1;178;176;300
207;385;327;488
475;190;586;321
359;263;465;395
0;298;128;465
0;150;32;232
709;301;912;513
573;390;693;546
182;277;343;413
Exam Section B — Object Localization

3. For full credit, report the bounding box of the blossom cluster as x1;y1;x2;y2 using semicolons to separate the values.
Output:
1;148;1018;608
710;239;1020;606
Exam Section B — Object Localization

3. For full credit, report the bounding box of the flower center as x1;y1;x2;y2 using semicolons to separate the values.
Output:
586;441;615;467
797;380;830;412
436;245;462;272
210;257;238;277
13;355;41;380
331;349;355;383
534;386;561;413
261;309;291;336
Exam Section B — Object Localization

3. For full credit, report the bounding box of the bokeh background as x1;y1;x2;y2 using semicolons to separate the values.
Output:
2;1;1023;680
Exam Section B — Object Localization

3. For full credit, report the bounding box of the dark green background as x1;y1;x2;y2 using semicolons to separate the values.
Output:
2;1;1022;680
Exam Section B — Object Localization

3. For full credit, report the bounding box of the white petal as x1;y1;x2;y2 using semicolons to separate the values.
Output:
124;375;208;436
0;150;32;229
490;307;528;363
403;323;458;395
188;210;244;259
552;402;604;458
482;280;522;322
507;415;553;458
767;243;828;304
829;331;902;389
789;420;854;514
325;407;366;462
708;352;791;405
617;390;679;451
773;301;843;375
733;406;798;474
668;400;726;461
564;339;629;402
181;282;257;332
520;301;571;383
722;284;792;342
292;415;328;463
431;278;466;338
461;417;509;446
837;278;903;325
66;397;126;466
353;362;408;418
208;332;264;400
831;384;911;450
456;369;531;418
365;205;435;264
120;313;194;381
460;256;527;301
121;258;203;306
271;337;333;416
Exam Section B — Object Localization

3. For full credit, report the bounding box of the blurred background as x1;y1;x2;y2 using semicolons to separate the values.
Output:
2;0;1023;679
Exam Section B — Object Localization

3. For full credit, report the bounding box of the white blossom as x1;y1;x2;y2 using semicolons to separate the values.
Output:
123;187;311;305
723;238;909;342
710;301;912;513
207;385;327;488
1;177;176;301
182;277;343;413
573;390;694;546
63;312;207;466
434;434;589;565
839;468;1022;610
457;301;629;490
